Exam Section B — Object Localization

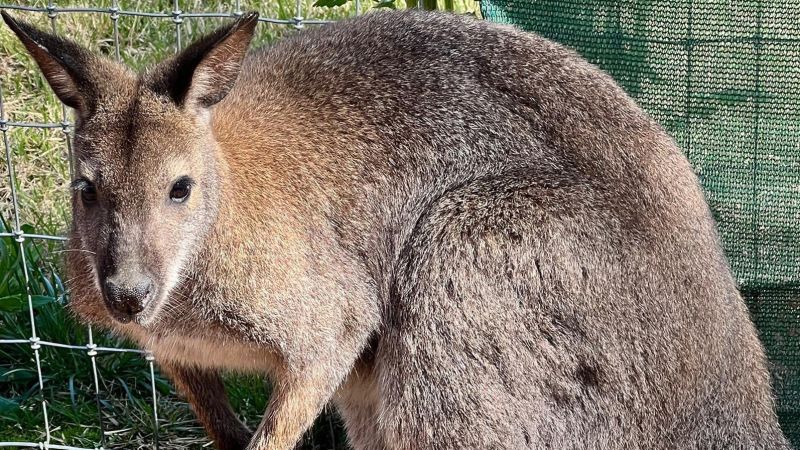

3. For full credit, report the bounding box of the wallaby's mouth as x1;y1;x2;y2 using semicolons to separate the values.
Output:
131;294;164;327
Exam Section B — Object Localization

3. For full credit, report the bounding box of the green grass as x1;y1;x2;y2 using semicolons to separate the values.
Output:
0;1;476;448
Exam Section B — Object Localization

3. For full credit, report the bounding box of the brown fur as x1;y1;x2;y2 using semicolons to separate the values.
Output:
3;9;790;450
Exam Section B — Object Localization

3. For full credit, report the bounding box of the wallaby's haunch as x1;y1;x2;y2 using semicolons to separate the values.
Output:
3;9;790;450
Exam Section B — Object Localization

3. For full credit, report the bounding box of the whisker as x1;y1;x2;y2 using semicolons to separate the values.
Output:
63;273;95;286
53;249;97;255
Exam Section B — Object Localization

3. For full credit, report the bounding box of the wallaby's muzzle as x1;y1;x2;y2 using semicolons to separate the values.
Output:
99;219;165;324
102;273;155;323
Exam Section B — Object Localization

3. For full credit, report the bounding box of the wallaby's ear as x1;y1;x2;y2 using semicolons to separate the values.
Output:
148;12;259;111
1;11;104;116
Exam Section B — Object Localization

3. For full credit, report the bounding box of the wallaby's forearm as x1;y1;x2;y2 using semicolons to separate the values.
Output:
247;370;348;450
161;364;252;450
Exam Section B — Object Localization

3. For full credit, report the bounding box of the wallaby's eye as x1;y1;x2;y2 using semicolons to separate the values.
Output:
82;186;97;205
72;179;97;206
170;177;193;203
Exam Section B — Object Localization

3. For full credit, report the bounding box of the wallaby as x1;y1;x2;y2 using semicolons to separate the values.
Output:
3;9;790;450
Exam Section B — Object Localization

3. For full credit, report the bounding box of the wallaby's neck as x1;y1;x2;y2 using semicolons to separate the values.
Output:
191;96;447;309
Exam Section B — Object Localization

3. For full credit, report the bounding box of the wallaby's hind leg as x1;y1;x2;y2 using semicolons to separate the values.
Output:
376;259;547;449
375;179;591;450
161;364;252;450
374;173;786;450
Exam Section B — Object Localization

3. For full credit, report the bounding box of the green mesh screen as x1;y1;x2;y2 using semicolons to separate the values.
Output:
480;0;799;444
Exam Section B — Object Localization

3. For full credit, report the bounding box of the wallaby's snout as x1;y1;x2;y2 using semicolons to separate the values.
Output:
97;211;161;324
103;273;155;323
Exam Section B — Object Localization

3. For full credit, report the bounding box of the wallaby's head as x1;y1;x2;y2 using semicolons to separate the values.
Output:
3;12;259;326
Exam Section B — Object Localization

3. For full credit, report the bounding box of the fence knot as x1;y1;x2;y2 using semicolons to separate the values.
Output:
13;229;25;243
292;16;305;29
109;6;120;20
145;351;155;362
29;336;41;350
60;120;71;135
172;10;184;24
45;4;57;19
86;343;98;357
0;119;8;132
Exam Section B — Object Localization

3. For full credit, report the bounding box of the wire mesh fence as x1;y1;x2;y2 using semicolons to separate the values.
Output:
0;2;371;448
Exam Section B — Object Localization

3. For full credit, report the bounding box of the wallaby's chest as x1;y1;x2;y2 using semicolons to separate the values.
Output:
143;333;281;374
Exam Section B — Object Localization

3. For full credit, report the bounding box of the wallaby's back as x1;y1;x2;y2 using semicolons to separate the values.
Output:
203;11;789;449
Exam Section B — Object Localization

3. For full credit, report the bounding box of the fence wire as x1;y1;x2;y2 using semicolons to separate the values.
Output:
0;2;364;448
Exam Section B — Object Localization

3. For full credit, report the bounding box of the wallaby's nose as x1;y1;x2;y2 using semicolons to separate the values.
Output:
103;275;154;322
